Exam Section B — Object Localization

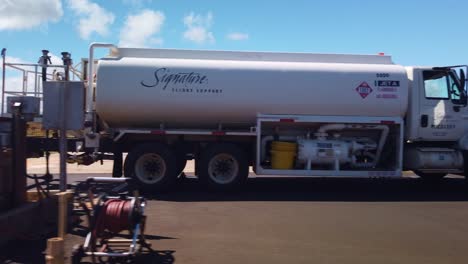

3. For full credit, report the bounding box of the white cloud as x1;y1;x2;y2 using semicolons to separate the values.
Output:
68;0;115;40
1;56;36;79
183;12;215;44
1;57;29;94
49;53;63;66
119;9;165;48
0;56;27;112
2;53;63;71
227;32;249;41
0;75;33;113
0;54;66;112
4;76;27;92
122;0;152;7
0;72;32;113
0;0;63;30
1;53;64;88
1;56;27;68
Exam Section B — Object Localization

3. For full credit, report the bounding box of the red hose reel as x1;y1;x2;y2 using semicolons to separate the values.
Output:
94;199;132;236
72;177;150;263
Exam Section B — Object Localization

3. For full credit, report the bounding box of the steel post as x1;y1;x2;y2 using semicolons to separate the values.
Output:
11;104;26;206
58;52;72;192
1;48;6;115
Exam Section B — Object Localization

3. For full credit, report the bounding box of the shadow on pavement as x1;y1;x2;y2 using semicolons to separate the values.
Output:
134;250;175;264
0;239;47;264
74;250;175;264
66;226;177;264
149;177;468;202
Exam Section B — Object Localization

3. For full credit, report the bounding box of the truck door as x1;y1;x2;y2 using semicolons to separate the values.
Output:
418;70;465;141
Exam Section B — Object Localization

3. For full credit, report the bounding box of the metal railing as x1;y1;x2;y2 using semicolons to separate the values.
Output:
1;50;83;116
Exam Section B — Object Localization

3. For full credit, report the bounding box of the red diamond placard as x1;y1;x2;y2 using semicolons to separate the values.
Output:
356;82;373;99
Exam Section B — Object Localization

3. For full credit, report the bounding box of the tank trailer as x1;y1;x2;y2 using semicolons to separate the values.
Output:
2;44;467;191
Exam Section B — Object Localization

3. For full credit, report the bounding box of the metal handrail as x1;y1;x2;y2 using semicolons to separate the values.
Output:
5;62;66;68
4;91;44;94
1;57;82;116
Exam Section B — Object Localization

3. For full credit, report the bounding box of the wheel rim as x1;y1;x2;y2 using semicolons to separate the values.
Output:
207;153;239;184
135;153;167;184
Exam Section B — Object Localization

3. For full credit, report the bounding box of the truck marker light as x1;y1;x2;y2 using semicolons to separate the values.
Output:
151;130;166;135
212;131;226;136
380;120;395;124
279;119;295;123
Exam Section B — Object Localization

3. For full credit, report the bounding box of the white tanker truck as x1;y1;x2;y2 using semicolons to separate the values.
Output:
6;43;468;191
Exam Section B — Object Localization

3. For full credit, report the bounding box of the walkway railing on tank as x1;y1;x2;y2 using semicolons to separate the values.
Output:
1;48;82;116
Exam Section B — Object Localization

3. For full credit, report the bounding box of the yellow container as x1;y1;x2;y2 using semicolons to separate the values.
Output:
271;141;297;152
271;150;296;169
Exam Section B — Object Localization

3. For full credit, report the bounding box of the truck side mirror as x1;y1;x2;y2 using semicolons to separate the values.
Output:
459;93;468;107
460;70;467;106
461;69;466;90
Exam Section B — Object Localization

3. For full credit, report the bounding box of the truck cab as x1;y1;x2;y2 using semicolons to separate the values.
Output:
404;66;468;177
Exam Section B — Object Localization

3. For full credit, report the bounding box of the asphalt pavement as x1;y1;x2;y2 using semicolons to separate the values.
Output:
139;176;468;264
3;159;468;263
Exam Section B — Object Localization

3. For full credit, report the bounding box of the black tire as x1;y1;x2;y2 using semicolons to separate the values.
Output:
198;143;249;191
175;152;188;182
414;170;447;181
175;147;187;176
124;143;177;191
463;151;468;181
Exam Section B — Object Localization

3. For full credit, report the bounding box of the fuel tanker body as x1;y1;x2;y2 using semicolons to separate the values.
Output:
5;44;467;191
95;48;409;129
64;45;468;191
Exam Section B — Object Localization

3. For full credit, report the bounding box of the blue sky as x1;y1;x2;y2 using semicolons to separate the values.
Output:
1;0;467;66
0;0;467;109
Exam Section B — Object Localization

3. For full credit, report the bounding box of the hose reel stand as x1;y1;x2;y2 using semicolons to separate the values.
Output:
71;177;150;263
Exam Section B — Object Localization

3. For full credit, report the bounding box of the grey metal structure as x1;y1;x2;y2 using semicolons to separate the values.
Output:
42;81;84;130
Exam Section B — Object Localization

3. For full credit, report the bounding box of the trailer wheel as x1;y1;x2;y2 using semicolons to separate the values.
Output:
124;143;177;190
175;147;187;176
414;170;447;181
199;143;248;190
175;152;188;182
463;151;468;181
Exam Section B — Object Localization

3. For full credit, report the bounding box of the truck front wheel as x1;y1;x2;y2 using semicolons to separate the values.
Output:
124;143;177;191
464;151;468;181
199;143;249;191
